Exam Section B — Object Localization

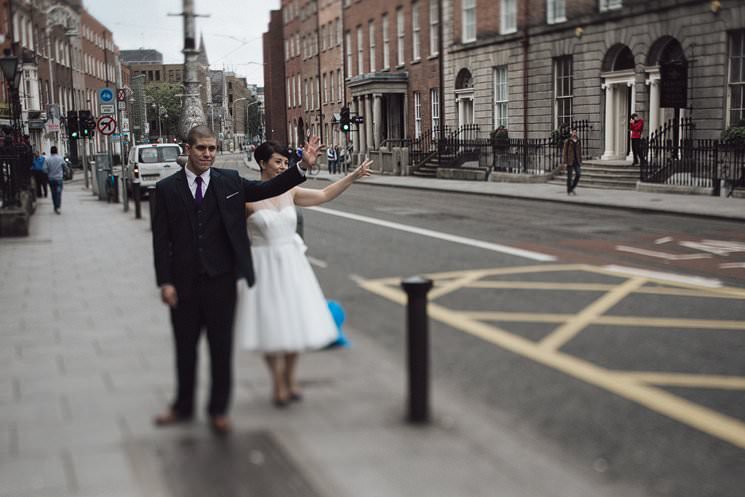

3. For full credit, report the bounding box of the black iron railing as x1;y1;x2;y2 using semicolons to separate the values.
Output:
640;117;745;192
0;144;32;208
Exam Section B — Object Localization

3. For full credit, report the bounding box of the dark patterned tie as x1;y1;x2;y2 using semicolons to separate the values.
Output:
194;176;203;207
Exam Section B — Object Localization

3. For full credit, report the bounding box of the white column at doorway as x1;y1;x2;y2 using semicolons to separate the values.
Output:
626;80;636;161
373;94;382;149
358;96;367;155
602;84;616;160
648;79;660;137
352;97;360;155
365;94;374;152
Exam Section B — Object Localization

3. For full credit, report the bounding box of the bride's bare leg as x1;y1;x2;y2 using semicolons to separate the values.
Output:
264;354;288;406
283;352;302;401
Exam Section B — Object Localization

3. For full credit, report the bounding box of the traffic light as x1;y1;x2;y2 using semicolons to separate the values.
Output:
340;106;351;133
67;110;79;139
79;110;95;137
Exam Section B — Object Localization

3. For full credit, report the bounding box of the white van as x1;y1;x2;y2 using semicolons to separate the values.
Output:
128;143;182;190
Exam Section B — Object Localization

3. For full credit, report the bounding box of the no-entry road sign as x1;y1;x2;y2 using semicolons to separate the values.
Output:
96;115;117;135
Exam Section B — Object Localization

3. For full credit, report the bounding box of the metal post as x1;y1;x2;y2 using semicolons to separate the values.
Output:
401;276;434;424
133;182;141;219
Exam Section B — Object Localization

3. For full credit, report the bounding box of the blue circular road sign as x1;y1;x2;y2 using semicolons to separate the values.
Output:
99;88;114;103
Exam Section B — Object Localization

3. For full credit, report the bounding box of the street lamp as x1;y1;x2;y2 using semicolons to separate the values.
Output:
232;98;260;147
0;51;22;140
151;103;166;142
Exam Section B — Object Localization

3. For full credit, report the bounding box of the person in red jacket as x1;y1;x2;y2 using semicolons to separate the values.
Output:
629;113;644;165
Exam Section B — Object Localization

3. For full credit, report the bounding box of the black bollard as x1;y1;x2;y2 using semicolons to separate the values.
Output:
133;182;142;219
401;276;434;424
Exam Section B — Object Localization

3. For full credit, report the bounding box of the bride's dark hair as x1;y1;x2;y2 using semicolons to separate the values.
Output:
254;141;289;168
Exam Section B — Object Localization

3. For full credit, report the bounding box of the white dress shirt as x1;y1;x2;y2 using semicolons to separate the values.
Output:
184;167;210;198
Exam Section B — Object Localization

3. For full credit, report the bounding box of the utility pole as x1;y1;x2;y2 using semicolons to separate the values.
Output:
169;0;209;140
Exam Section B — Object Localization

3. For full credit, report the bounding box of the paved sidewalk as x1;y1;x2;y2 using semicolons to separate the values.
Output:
0;179;651;497
248;155;745;221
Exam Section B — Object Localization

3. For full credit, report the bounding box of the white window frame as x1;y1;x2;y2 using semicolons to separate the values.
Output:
297;74;302;108
338;68;343;103
431;88;440;132
337;18;343;46
323;73;328;104
414;91;422;138
287;79;292;109
463;0;476;43
412;1;421;61
728;30;745;126
429;0;439;56
500;0;517;35
547;0;566;24
369;20;376;72
396;8;405;66
382;14;390;69
599;0;622;12
345;31;353;77
357;26;364;75
493;65;508;129
553;56;573;128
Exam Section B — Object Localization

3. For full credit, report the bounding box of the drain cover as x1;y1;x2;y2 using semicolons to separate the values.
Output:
127;431;323;497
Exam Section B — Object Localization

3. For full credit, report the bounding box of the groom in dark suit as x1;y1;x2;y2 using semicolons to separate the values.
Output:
152;125;320;433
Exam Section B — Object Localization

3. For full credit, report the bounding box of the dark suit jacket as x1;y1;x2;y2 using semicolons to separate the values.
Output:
152;166;306;294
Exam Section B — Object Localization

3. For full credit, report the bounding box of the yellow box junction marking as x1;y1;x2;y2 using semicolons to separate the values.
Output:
356;264;745;450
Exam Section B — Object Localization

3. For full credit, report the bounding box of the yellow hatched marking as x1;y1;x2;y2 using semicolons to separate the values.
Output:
596;316;745;331
539;277;647;351
357;266;745;449
621;372;745;390
429;271;490;300
458;311;570;323
467;281;616;291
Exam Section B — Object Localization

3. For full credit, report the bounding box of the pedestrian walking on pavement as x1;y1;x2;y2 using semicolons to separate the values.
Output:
31;150;48;198
151;125;320;434
562;127;582;196
326;145;338;174
46;146;66;213
234;141;372;407
629;113;645;166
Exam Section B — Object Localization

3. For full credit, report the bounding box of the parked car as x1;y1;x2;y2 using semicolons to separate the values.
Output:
127;143;182;191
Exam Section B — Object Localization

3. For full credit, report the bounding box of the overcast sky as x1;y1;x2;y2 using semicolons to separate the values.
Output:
84;0;280;86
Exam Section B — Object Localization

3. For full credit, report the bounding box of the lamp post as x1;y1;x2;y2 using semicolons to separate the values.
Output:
232;98;260;148
0;51;22;141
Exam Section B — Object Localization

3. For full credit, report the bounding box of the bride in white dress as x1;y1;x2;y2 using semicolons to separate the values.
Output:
234;140;372;407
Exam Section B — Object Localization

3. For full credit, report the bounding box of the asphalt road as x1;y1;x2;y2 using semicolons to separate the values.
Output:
220;154;745;497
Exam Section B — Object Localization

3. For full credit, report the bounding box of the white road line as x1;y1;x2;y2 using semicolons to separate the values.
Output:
720;262;745;269
307;256;328;268
602;265;722;288
307;206;556;262
616;245;712;260
654;236;673;245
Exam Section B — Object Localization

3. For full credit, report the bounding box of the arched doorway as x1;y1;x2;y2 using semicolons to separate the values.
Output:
601;44;636;160
645;37;688;137
455;69;474;128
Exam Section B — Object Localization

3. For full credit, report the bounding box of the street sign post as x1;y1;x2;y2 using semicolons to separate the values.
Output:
96;115;117;136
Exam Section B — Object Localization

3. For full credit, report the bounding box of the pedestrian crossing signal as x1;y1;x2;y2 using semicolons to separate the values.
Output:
340;106;351;133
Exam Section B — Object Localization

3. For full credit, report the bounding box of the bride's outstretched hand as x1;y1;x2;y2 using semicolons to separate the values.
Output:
352;159;374;180
301;135;322;169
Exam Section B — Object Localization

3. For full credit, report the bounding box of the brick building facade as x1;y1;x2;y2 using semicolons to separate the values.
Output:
263;9;287;142
0;0;126;161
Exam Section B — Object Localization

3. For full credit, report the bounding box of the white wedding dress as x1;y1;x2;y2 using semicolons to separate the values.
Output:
235;191;338;352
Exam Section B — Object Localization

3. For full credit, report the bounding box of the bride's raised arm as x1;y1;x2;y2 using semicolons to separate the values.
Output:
293;159;373;207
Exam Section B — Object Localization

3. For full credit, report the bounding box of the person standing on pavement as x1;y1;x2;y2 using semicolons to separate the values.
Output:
562;128;582;196
46;146;66;213
326;145;337;174
151;125;321;434
629;113;645;165
31;150;48;198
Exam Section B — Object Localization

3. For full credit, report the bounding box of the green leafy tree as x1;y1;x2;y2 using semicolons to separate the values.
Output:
145;83;182;141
